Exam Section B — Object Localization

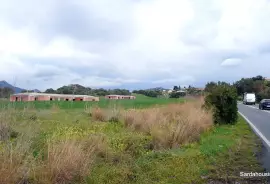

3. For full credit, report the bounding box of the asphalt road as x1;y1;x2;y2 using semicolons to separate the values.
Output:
238;103;270;172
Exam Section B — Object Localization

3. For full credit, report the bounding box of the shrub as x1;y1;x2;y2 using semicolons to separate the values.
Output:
237;96;243;101
107;106;122;123
169;91;186;98
256;89;270;102
204;82;238;125
122;100;213;149
91;107;106;122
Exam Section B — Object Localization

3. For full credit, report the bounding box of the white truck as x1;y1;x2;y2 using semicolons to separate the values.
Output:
243;93;256;105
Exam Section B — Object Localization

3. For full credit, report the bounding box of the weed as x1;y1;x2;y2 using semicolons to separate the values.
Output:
0;138;33;184
0;123;12;141
32;139;96;184
91;107;106;122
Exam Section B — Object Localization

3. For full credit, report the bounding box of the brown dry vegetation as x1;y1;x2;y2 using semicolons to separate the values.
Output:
91;98;213;149
0;99;214;184
0;136;106;184
32;140;96;184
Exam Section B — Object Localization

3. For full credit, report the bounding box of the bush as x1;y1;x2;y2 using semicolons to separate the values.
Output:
204;83;238;125
169;91;186;98
256;89;270;102
133;90;162;98
237;96;243;101
122;100;213;149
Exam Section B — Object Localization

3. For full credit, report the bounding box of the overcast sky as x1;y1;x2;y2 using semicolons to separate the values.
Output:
1;0;270;91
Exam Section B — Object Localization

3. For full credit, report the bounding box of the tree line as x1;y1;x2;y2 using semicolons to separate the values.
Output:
33;84;203;98
44;84;131;96
0;87;14;98
205;75;270;102
132;89;163;98
133;85;203;98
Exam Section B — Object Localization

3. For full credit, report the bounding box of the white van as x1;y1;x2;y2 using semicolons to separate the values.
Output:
243;93;256;105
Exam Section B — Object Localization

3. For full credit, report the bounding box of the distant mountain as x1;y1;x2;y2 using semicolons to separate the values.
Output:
32;89;41;93
0;80;40;93
0;80;26;93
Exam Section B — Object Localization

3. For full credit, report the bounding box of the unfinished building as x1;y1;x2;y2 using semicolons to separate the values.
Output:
10;93;99;102
105;95;136;100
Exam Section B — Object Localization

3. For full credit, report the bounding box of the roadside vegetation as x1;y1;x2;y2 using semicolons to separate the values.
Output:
205;75;270;102
0;82;267;184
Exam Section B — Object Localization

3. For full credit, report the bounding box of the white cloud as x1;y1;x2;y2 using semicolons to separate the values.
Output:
132;0;194;54
152;76;196;84
0;0;270;90
221;58;243;67
38;37;98;59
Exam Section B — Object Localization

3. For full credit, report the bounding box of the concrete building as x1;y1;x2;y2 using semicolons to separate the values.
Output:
10;93;99;102
105;95;136;100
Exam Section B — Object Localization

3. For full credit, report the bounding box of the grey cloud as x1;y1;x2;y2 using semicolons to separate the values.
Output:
1;0;270;90
38;1;137;47
43;3;132;42
180;0;221;47
258;42;270;54
0;0;134;45
34;71;59;79
219;51;248;60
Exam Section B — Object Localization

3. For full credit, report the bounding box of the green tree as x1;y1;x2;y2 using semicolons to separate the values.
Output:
204;82;238;125
109;89;131;95
173;86;179;91
169;91;186;98
132;89;161;97
252;75;264;81
0;87;14;98
45;88;56;93
56;86;72;94
205;82;217;93
233;75;270;102
93;88;109;96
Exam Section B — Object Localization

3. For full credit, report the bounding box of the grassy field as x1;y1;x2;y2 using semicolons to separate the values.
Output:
0;96;267;184
0;94;185;110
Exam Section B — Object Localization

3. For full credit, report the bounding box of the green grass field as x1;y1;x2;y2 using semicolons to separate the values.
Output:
0;94;185;110
0;96;266;184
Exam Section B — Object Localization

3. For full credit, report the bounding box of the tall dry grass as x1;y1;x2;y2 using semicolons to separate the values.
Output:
0;107;106;184
0;137;104;184
0;134;33;184
88;98;213;149
86;105;122;123
32;140;96;184
122;99;213;149
0;109;17;141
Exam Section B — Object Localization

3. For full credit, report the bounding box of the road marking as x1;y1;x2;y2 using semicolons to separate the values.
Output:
238;111;270;149
242;105;270;114
263;110;270;114
248;106;258;109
